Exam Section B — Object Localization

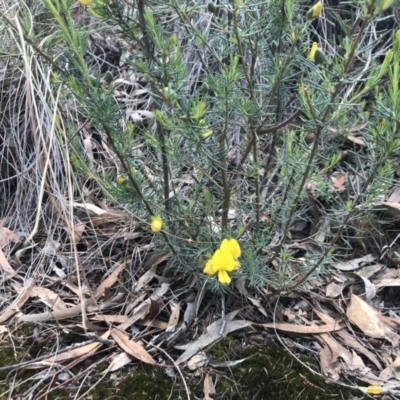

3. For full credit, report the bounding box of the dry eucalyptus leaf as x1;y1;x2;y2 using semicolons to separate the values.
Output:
326;281;345;298
356;275;376;303
94;261;128;299
26;286;67;312
336;330;382;370
332;255;375;271
203;373;215;400
176;311;252;364
108;352;133;372
380;355;400;381
356;263;383;279
166;302;180;332
318;334;341;379
347;294;385;338
111;329;156;365
262;321;345;334
43;330;110;364
375;278;400;288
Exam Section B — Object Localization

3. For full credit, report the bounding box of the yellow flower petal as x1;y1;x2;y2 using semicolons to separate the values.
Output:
78;0;91;5
203;259;215;275
150;216;163;233
308;42;318;61
218;270;231;285
213;249;237;272
220;239;241;259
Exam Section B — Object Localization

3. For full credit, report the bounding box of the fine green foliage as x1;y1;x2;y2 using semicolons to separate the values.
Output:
15;0;400;294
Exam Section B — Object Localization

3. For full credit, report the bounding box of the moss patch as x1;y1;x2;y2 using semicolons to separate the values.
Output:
218;346;358;399
89;339;359;400
0;327;70;400
0;345;43;400
91;366;183;400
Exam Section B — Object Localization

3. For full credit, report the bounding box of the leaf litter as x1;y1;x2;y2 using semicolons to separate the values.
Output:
3;202;400;400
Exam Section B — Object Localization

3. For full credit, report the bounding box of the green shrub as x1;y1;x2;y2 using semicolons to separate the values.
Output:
37;0;400;293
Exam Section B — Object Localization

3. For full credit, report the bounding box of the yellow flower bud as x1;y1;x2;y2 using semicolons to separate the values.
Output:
307;1;323;19
308;42;318;61
117;176;126;185
202;129;213;138
150;216;163;233
78;0;91;5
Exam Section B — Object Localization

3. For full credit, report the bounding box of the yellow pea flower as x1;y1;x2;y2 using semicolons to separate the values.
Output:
203;239;241;284
150;216;163;233
212;249;238;284
78;0;91;5
308;42;318;61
